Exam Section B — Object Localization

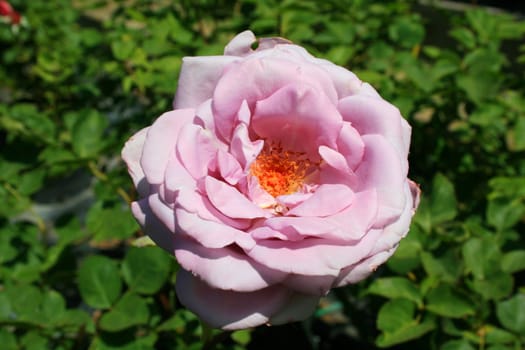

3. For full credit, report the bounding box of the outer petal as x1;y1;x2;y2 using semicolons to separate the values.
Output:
268;293;320;326
131;199;175;253
334;248;396;287
224;30;293;57
121;127;149;197
355;135;406;226
338;94;411;161
245;228;382;276
141;109;195;184
335;181;419;287
174;237;286;292
176;269;291;330
174;56;240;109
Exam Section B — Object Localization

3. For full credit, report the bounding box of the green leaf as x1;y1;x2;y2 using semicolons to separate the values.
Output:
376;299;434;347
86;201;139;242
5;284;43;324
367;277;422;306
98;292;150;332
77;255;122;309
388;16;425;48
449;27;476;49
156;309;199;333
508;116;525;151
377;299;416;332
231;329;252;346
40;289;66;326
426;285;475;318
496;294;525;333
121;246;173;294
470;274;513;301
20;331;48;350
462;237;501;279
487;197;525;232
0;329;17;350
501;250;525;274
440;339;476;350
69;109;109;158
3;103;56;143
484;325;518;344
415;173;457;231
0;292;11;320
111;34;136;60
421;251;461;283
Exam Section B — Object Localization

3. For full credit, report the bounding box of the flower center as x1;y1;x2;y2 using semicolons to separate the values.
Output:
250;141;314;197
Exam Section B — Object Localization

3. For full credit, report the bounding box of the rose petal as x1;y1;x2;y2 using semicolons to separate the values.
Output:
287;184;354;217
230;123;264;171
355;134;406;226
252;83;341;156
121;127;149;197
256;189;376;242
212;57;339;141
131;199;175;253
176;124;218;180
141;109;195;184
216;149;244;185
175;208;255;250
282;274;335;296
268;293;320;326
338;93;411;161
204;176;269;219
223;30;257;56
246;229;382;276
175;269;290;330
174;55;240;109
318;146;351;174
174;237;286;292
334;248;396;287
176;187;251;230
337;122;365;170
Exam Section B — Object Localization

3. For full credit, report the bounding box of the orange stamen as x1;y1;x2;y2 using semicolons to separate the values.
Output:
250;141;314;197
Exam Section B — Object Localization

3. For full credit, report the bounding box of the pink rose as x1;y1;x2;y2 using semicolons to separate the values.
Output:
122;31;420;330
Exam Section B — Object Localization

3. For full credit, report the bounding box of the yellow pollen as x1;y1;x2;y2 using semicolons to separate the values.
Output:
250;142;313;197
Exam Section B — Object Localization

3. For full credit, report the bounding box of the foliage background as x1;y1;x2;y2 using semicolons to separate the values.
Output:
1;0;524;349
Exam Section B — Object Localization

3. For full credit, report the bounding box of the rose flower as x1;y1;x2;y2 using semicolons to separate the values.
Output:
122;31;420;330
